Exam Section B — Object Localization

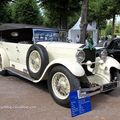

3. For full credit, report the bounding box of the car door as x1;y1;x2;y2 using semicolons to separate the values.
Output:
17;43;32;68
2;42;19;64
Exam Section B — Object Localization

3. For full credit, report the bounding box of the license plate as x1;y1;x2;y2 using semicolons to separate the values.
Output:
103;82;117;92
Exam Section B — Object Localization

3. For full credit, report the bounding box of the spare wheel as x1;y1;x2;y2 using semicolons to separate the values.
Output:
26;44;49;80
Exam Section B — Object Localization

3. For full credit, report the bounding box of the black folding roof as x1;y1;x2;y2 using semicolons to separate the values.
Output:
0;23;58;31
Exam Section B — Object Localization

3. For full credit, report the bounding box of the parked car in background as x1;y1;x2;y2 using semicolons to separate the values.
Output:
96;38;120;63
0;24;120;107
107;38;120;63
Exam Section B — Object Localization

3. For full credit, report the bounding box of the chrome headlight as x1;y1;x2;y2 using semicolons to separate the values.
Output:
76;50;85;63
100;49;108;61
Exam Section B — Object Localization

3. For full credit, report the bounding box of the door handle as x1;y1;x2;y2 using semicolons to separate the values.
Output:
6;48;8;50
16;46;20;52
17;49;20;52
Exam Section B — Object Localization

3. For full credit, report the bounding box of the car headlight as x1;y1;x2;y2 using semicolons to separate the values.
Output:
100;49;108;61
76;50;85;63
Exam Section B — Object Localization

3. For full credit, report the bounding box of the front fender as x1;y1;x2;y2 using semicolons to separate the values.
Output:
47;59;85;77
105;56;120;70
94;57;120;83
33;58;85;83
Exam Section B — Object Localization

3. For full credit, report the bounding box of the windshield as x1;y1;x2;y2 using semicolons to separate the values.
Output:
32;29;60;43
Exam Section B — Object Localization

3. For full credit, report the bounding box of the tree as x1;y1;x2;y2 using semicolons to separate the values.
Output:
104;0;120;39
89;0;120;40
12;0;43;25
79;0;88;44
88;0;108;43
39;0;82;29
105;24;112;36
0;4;12;23
0;0;11;5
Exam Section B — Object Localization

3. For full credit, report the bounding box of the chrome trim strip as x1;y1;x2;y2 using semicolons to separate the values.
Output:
5;67;34;82
81;86;100;92
79;81;120;98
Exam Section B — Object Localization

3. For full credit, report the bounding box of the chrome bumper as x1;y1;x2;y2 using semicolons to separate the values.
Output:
78;81;120;98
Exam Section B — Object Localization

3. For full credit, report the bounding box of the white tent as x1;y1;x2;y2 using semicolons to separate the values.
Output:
68;17;97;46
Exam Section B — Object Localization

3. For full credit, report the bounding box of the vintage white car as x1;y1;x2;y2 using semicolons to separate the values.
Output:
0;24;120;107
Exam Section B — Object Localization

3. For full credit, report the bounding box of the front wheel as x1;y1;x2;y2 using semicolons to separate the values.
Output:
47;66;80;107
105;69;120;94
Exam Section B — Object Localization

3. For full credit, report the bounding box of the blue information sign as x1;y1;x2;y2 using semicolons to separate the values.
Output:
69;90;92;117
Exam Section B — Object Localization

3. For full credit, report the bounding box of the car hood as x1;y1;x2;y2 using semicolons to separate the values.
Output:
37;42;84;50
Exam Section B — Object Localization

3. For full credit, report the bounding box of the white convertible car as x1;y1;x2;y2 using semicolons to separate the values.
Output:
0;24;120;107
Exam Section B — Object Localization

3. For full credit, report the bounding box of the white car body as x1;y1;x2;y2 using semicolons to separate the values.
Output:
0;24;120;107
1;41;119;83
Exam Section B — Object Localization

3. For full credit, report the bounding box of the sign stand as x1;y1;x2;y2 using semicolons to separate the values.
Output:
69;90;92;117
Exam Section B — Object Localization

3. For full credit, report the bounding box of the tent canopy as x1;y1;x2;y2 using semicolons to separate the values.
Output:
68;17;97;43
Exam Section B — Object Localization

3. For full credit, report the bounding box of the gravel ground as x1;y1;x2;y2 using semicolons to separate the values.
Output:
0;74;120;120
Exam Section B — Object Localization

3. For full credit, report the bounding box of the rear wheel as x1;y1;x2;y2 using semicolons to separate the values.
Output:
47;66;80;107
0;70;8;76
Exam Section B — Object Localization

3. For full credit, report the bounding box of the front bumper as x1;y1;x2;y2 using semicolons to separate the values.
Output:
78;81;120;98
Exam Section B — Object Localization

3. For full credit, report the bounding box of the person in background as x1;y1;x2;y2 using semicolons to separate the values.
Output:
85;32;95;50
103;36;108;47
75;34;80;43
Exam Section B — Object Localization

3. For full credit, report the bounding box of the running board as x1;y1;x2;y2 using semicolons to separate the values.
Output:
5;67;34;82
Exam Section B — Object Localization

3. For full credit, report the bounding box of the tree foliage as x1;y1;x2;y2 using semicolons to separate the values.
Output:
105;24;112;36
0;4;12;23
12;0;43;25
0;0;120;39
104;0;120;38
88;0;108;30
39;0;82;29
0;0;11;5
89;0;120;39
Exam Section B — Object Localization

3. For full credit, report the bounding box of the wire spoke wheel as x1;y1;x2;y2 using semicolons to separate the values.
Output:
29;50;41;73
48;66;80;107
26;44;49;80
52;72;70;100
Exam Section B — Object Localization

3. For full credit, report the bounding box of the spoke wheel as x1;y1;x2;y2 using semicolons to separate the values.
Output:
26;44;49;80
52;72;70;100
48;66;80;107
29;50;41;73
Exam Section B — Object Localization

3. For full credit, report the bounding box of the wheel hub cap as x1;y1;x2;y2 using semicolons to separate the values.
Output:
29;50;41;73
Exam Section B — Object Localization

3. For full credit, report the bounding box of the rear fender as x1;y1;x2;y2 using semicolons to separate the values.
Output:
0;48;10;70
